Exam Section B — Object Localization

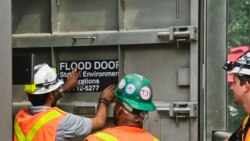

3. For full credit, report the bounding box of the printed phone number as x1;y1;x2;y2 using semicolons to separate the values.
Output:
76;85;100;92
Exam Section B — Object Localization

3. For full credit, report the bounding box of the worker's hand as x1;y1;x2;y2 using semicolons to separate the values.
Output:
100;84;116;101
63;68;81;92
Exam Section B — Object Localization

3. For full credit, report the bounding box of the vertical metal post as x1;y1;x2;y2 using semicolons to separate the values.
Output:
0;0;12;140
190;0;199;141
200;0;207;140
118;0;125;31
205;0;227;141
118;45;124;79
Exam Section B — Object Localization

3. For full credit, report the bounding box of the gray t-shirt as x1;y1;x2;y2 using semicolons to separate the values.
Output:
28;106;92;141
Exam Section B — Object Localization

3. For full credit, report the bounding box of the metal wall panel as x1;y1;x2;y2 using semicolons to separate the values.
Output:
124;44;190;101
124;0;190;29
205;0;227;141
123;43;192;141
53;0;118;32
189;0;199;140
12;0;51;34
0;0;12;140
11;0;200;141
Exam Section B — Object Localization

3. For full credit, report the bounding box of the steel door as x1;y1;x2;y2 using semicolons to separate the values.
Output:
12;0;199;141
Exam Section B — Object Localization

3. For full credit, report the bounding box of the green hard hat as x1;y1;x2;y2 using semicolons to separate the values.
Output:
115;73;156;111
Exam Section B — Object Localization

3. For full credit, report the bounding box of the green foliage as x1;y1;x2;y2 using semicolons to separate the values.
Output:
228;0;250;48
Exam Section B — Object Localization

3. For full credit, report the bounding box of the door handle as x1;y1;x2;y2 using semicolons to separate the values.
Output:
157;102;198;126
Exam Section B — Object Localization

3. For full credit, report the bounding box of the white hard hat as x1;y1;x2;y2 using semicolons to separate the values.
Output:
25;63;64;95
228;52;250;76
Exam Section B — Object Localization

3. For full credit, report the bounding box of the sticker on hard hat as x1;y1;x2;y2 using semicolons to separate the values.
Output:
140;86;151;100
118;79;126;89
125;84;136;95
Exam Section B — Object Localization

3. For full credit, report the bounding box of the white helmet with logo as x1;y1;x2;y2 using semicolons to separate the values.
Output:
25;63;64;95
226;52;250;76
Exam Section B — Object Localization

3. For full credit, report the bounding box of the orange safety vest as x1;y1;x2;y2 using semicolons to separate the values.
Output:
14;107;67;141
84;126;159;141
244;116;250;141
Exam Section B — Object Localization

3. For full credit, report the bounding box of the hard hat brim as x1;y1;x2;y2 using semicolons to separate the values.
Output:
115;93;156;111
29;79;64;95
228;67;250;76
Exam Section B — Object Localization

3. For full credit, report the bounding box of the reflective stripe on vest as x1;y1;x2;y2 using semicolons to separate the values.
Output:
153;138;159;141
14;109;62;141
244;115;250;141
243;116;250;141
93;131;159;141
93;132;119;141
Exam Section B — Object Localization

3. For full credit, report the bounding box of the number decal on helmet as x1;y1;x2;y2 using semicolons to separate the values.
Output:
140;86;151;100
125;84;136;95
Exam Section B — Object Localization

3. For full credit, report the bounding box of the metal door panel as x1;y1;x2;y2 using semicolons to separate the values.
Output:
0;0;12;139
12;0;51;34
124;0;190;29
144;112;162;139
145;110;190;140
123;43;193;140
124;44;190;101
11;0;199;140
160;114;189;140
54;0;118;32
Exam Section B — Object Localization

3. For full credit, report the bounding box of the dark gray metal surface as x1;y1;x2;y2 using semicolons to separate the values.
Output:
12;29;175;48
53;0;118;32
0;0;12;140
12;0;51;34
123;0;190;29
124;44;190;101
190;1;199;140
123;43;195;140
205;0;227;141
199;1;206;140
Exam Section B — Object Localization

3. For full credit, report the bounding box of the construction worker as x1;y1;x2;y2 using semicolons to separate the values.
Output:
223;46;250;141
14;63;116;141
84;73;159;141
